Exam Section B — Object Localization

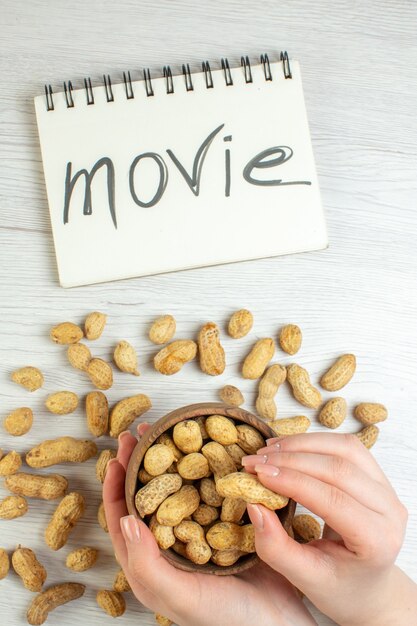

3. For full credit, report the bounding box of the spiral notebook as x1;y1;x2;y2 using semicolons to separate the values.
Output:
34;52;327;288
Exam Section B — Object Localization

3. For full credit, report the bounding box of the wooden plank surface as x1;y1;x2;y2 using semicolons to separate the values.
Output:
0;1;416;624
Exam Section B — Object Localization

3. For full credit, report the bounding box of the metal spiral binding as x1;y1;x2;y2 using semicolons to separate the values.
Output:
123;71;134;99
63;81;74;108
163;66;174;94
44;52;292;111
241;56;253;83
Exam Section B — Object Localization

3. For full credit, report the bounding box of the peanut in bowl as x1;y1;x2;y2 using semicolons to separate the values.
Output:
125;402;296;575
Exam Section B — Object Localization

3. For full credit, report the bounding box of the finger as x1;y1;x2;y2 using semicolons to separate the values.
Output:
263;433;390;487
242;451;390;514
120;514;197;613
247;503;328;589
117;431;138;470
253;464;377;552
137;422;151;437
103;460;162;609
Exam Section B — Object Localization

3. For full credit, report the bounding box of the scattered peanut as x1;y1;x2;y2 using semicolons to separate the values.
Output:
318;397;347;429
149;315;176;345
354;403;388;425
0;450;22;476
66;547;98;572
96;449;116;483
11;366;44;392
98;501;108;532
4;407;33;436
216;472;288;510
292;514;321;542
12;547;47;591
87;358;113;390
135;473;182;517
279;324;302;355
45;492;85;550
45;391;78;415
86;391;109;437
50;322;83;345
198;322;226;376
268;415;311;435
0;495;28;519
5;473;68;500
174;520;212;564
155;614;173;626
0;548;9;579
320;354;356;391
113;569;131;593
173;420;203;453
27;583;85;625
242;338;275;379
355;424;379;449
154;340;197;375
85;312;107;340
256;364;287;420
219;385;244;406
26;437;97;468
114;340;140;376
96;590;126;617
156;485;200;526
228;309;253;339
67;343;91;371
109;394;152;438
286;364;322;409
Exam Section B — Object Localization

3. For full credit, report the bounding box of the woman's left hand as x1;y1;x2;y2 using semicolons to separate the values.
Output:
103;424;316;626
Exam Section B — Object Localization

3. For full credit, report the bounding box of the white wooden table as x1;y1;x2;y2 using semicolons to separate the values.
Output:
1;1;416;624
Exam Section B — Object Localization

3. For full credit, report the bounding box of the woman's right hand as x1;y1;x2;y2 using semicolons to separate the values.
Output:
243;432;416;626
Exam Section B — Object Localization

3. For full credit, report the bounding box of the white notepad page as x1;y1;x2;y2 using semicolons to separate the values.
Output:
34;60;327;287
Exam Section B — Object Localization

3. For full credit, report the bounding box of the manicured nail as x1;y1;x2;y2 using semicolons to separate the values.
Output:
248;503;264;530
121;515;141;543
242;454;267;466
255;464;280;477
256;445;280;455
266;438;283;447
106;458;119;470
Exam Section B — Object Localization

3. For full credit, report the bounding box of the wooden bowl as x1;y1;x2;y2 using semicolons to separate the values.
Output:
125;402;296;576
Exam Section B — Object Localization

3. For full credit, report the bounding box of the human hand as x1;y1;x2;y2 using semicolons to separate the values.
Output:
243;432;416;626
103;423;317;626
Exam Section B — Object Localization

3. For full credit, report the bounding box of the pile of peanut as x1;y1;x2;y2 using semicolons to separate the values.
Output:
0;309;387;626
135;416;289;568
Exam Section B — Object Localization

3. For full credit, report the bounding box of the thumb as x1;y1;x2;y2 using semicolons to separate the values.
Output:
120;515;193;610
247;504;323;587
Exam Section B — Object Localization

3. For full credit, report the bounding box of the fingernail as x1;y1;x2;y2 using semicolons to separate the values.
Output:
118;430;131;443
255;464;280;477
248;503;264;530
242;454;267;466
106;458;119;470
266;437;283;447
256;445;279;455
121;515;141;543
